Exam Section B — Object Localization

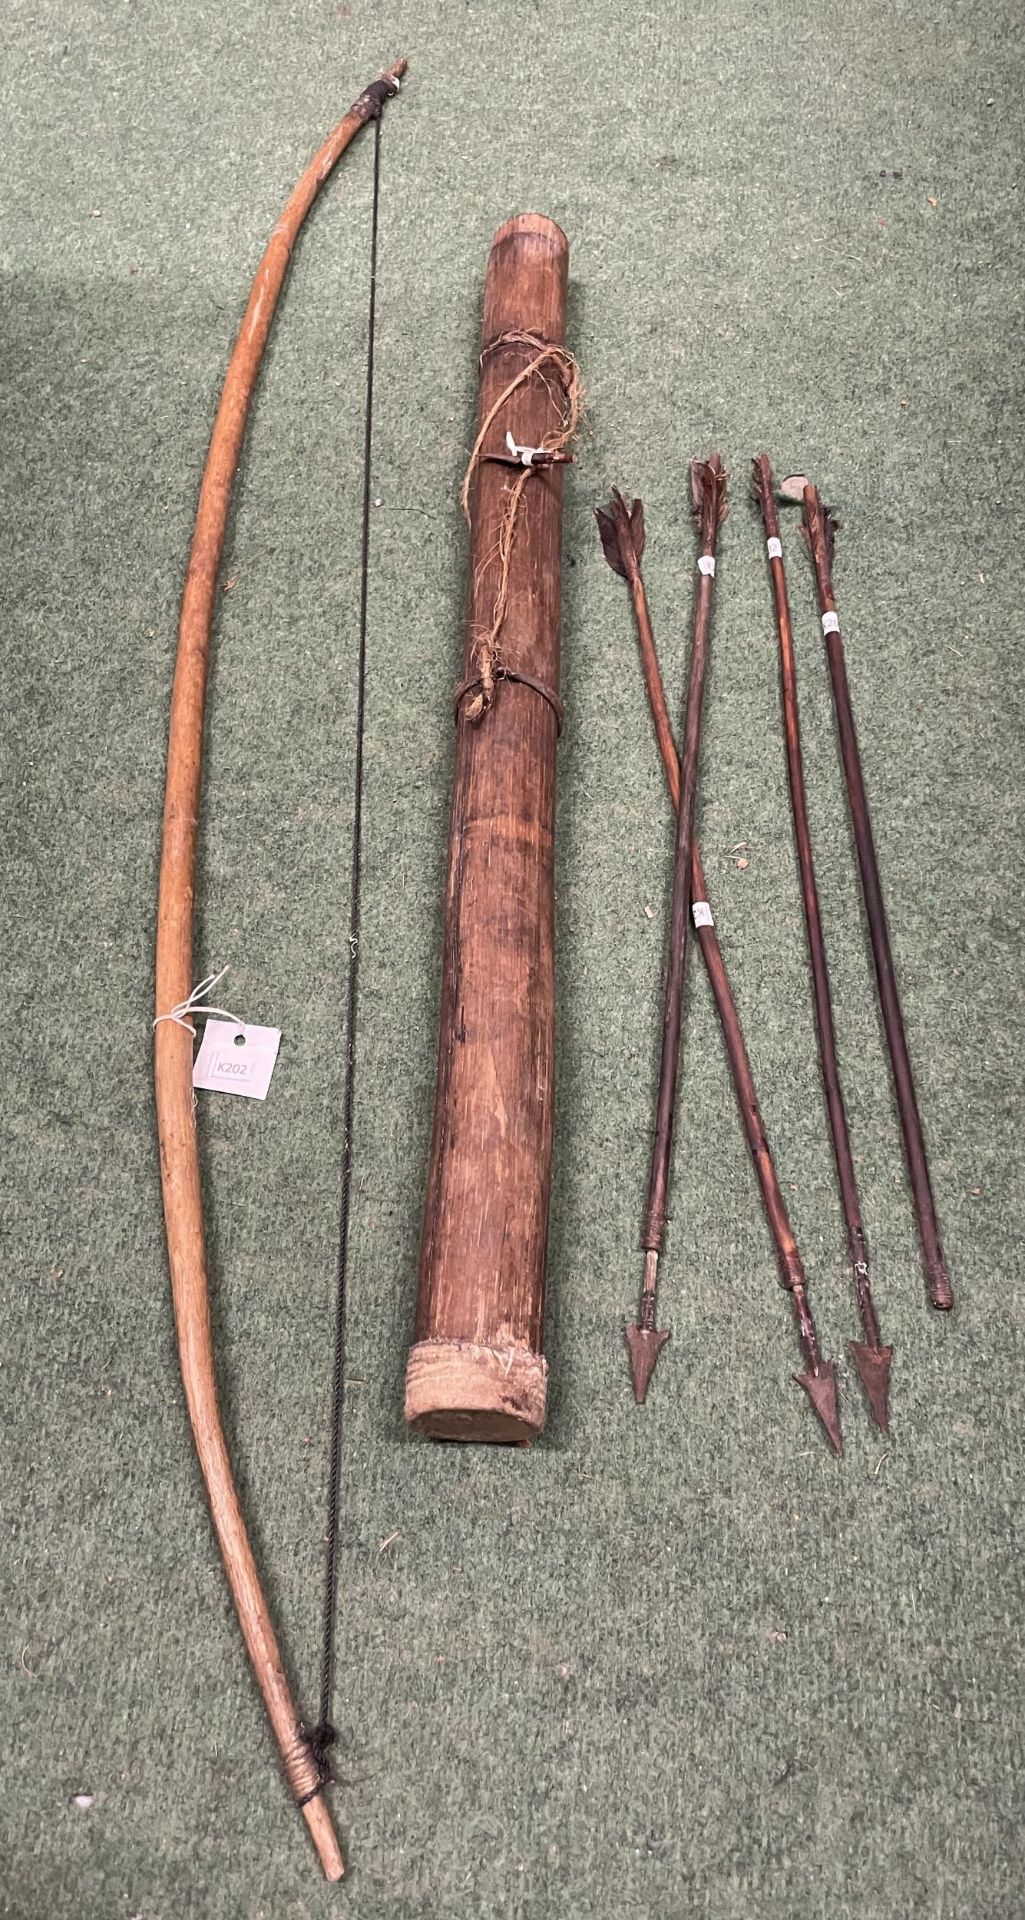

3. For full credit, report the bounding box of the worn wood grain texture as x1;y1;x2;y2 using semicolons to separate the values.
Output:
151;63;407;1881
405;214;570;1444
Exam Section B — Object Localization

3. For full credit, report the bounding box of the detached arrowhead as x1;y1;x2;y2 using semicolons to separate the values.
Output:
794;1361;843;1455
848;1342;894;1435
624;1324;670;1403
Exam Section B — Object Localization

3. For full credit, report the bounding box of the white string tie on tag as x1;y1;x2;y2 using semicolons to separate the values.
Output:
505;430;544;467
153;966;245;1039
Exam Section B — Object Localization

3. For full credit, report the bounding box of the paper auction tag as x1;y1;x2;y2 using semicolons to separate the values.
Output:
192;1020;281;1101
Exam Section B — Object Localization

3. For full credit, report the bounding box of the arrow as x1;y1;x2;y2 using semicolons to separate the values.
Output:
597;484;843;1452
848;1340;894;1436
796;1365;844;1455
600;463;726;1403
753;455;893;1433
624;1253;672;1402
846;1231;893;1436
797;480;953;1316
789;1276;844;1456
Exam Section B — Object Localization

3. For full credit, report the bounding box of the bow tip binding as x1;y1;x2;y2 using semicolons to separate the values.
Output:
357;59;408;122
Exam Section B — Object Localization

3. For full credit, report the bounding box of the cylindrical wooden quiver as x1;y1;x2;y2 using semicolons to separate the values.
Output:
405;213;570;1444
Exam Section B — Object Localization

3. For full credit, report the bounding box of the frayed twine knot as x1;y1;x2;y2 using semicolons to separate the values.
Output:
459;332;582;724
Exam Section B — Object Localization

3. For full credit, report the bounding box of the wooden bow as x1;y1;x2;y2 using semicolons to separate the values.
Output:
153;61;405;1881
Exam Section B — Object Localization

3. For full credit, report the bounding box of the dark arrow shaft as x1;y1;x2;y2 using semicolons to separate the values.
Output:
638;1250;660;1329
789;1279;823;1376
754;459;883;1352
626;563;810;1309
621;521;840;1446
802;485;953;1313
642;561;716;1256
598;482;841;1450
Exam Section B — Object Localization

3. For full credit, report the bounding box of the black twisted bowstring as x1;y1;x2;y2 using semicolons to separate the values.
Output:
306;106;384;1784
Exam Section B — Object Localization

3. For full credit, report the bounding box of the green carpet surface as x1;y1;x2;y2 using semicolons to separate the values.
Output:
3;2;1023;1914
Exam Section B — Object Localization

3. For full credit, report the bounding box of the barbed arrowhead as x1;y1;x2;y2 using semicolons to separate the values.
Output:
848;1341;893;1435
794;1361;843;1455
624;1324;670;1403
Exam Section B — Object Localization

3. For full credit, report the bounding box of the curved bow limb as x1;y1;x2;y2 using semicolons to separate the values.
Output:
154;61;406;1881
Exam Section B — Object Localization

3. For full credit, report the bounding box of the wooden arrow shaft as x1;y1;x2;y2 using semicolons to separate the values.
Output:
638;1248;660;1329
754;461;881;1349
802;485;953;1312
625;566;808;1306
642;558;716;1253
608;498;842;1450
640;458;728;1269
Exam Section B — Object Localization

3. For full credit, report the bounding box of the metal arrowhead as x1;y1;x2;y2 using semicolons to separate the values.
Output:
794;1361;843;1455
848;1342;894;1435
624;1324;670;1403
